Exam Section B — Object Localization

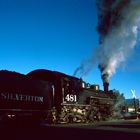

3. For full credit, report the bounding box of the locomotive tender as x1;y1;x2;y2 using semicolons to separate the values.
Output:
0;69;117;123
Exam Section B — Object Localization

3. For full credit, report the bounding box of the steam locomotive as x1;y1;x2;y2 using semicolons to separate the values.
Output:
0;69;118;124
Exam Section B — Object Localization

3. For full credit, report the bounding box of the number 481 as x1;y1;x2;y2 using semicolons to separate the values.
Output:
65;94;77;102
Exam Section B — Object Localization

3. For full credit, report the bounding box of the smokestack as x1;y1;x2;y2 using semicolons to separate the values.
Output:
101;71;109;93
103;82;109;93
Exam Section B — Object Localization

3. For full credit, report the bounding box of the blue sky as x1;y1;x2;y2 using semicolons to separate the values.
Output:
0;0;140;99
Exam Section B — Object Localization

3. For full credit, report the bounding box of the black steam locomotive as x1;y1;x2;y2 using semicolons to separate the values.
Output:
0;69;118;124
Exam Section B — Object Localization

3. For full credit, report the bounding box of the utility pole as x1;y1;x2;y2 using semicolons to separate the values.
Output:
131;89;137;114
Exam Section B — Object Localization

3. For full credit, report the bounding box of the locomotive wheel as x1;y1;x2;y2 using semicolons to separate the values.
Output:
60;115;69;123
73;117;77;122
64;117;69;123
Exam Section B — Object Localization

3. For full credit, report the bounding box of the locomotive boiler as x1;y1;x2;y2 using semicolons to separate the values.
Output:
0;69;118;124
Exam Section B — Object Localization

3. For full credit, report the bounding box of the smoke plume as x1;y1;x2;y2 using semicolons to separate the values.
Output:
73;47;98;78
74;0;140;83
97;0;140;82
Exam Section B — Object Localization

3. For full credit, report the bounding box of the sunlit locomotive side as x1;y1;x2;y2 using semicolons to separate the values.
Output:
27;69;117;123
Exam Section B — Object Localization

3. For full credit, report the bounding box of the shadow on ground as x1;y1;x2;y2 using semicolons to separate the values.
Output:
0;121;140;140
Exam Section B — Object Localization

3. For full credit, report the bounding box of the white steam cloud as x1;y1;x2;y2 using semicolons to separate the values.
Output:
98;0;140;82
74;0;140;83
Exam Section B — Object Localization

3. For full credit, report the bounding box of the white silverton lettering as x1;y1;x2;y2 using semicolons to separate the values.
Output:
0;93;43;102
